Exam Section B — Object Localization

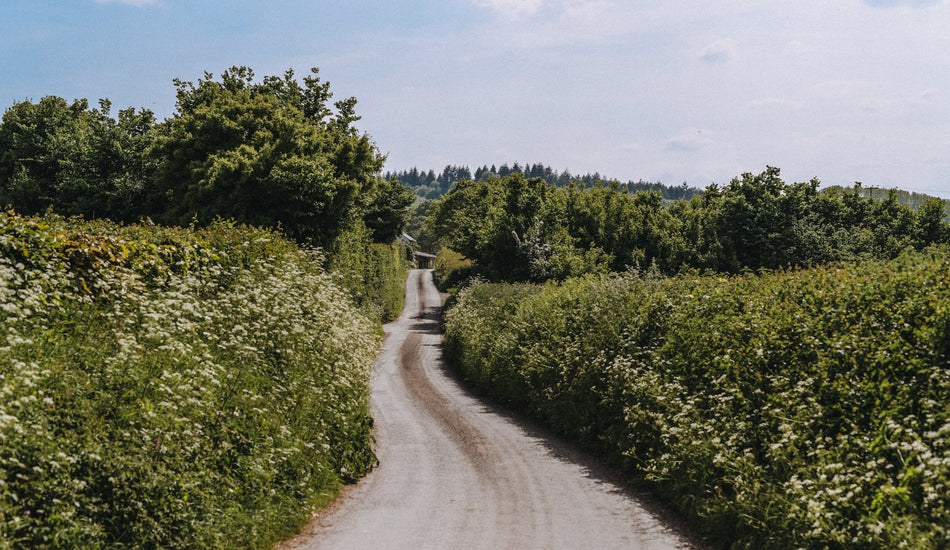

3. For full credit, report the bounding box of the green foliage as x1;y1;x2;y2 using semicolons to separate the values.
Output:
559;181;668;273
360;241;410;322
429;167;950;282
426;174;611;282
825;184;950;219
650;168;949;273
444;249;950;548
150;67;385;248
0;97;156;221
326;217;409;322
363;178;415;243
0;211;380;549
432;247;474;293
0;66;414;265
386;162;701;201
403;199;437;252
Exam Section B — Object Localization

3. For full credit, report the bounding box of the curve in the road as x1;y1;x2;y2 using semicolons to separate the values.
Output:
280;269;702;550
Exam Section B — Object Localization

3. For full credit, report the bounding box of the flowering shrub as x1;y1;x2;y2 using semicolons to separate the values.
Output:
445;247;950;549
0;212;380;549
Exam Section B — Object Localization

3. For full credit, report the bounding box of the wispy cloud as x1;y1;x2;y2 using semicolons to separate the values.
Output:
665;128;715;153
561;0;611;22
470;0;544;19
698;38;737;64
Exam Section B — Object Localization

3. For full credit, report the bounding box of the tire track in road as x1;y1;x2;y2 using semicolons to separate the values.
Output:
279;269;702;550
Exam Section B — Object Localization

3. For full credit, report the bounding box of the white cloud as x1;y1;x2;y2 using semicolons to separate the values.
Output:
698;38;737;64
807;79;873;100
561;0;612;22
470;0;544;19
665;128;715;153
746;97;805;112
782;40;813;56
858;87;943;116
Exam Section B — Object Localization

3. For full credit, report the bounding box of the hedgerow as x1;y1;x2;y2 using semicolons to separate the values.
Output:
0;211;380;549
327;219;409;323
432;247;474;293
444;247;950;549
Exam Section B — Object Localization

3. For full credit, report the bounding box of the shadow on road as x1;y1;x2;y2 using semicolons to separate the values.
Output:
410;308;442;336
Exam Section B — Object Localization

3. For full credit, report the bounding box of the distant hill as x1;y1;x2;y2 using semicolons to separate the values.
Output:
385;162;701;202
387;164;948;221
822;184;950;220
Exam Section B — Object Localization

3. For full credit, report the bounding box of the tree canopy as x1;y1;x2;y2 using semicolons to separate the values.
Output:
150;66;388;245
427;167;950;282
0;67;413;250
0;97;156;221
3;72;947;278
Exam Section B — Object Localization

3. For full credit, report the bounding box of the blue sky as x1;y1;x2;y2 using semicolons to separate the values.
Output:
2;0;949;197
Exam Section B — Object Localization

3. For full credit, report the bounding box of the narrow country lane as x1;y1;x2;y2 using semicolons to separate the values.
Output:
279;269;702;550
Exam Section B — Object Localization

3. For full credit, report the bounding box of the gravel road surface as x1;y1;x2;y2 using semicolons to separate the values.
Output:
279;269;702;550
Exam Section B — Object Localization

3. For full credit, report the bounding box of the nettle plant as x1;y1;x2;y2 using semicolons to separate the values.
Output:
0;212;379;549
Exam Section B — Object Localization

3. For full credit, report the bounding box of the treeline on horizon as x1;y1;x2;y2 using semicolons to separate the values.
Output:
4;62;949;288
835;184;950;213
386;163;699;201
426;167;950;283
386;164;950;214
4;64;946;275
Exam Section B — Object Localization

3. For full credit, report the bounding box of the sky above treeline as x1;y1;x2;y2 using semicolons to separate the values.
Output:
2;0;949;198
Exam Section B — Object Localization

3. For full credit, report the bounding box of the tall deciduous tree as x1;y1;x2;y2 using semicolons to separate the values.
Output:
363;178;415;243
150;66;386;247
0;96;155;220
427;174;611;281
427;166;950;282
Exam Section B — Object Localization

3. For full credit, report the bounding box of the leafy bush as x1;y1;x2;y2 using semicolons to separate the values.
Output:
0;211;380;549
444;247;950;549
432;247;474;293
327;218;409;322
427;168;950;282
361;242;410;322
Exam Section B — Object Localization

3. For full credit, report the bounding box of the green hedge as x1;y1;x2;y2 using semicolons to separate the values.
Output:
0;212;380;549
432;247;474;293
327;219;409;323
362;242;410;322
444;247;950;549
